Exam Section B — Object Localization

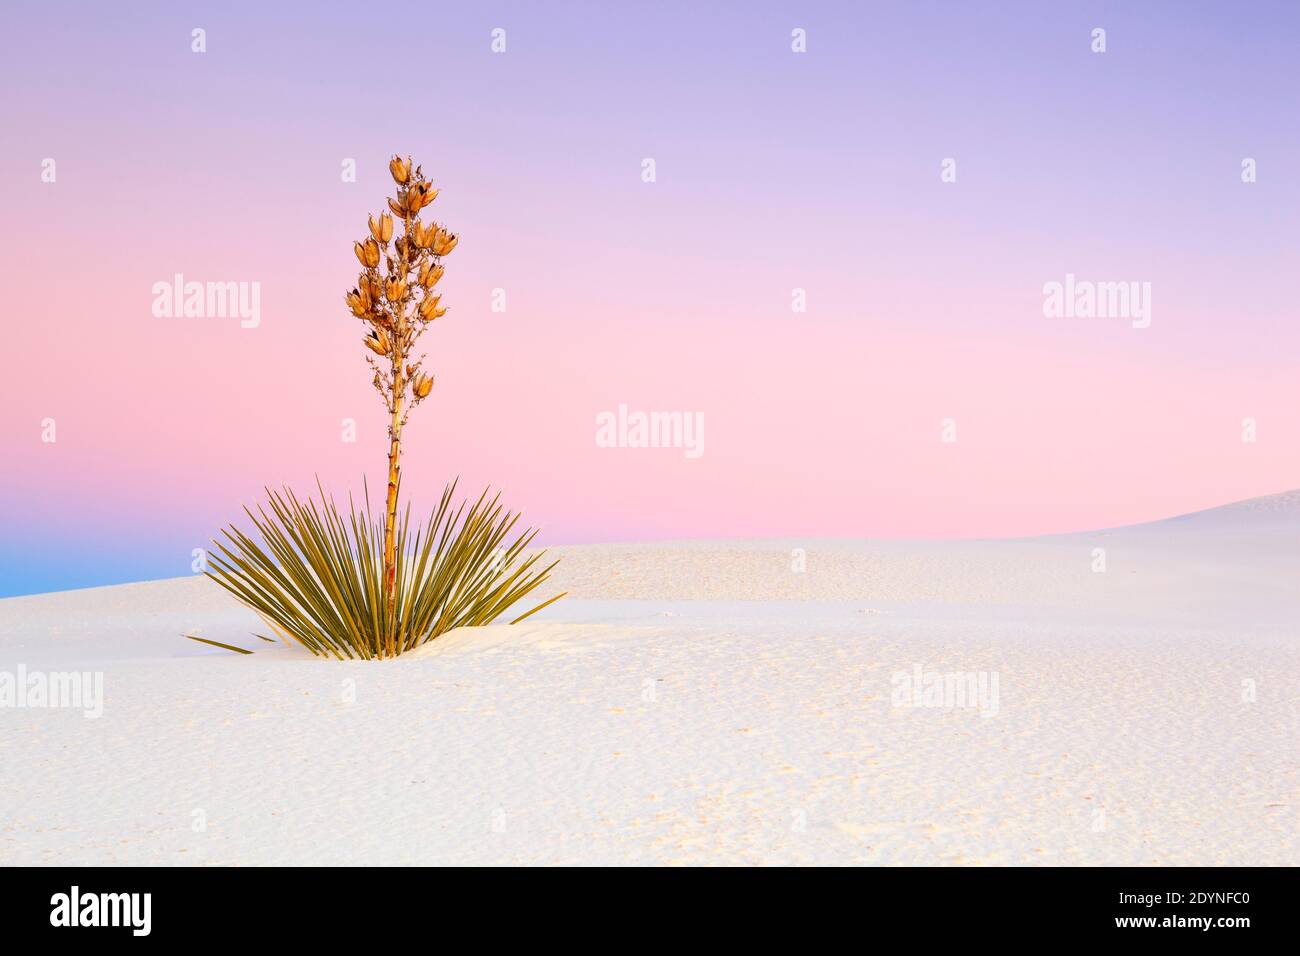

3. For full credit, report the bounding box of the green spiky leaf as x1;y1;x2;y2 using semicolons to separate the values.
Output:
202;480;564;659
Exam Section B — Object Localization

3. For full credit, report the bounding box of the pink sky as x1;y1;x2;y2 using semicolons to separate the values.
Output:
3;1;1298;593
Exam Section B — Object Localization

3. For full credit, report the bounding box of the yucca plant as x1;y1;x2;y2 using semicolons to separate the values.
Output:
192;155;562;658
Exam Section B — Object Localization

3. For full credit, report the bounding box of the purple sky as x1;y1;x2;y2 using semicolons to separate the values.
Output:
3;1;1298;595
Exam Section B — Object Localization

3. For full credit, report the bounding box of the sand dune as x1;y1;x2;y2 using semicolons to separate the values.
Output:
1;492;1296;865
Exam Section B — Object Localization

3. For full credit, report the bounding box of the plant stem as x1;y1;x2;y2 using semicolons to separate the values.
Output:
383;373;402;658
382;205;415;658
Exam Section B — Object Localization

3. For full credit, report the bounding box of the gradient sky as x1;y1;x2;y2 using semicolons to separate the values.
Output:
3;1;1299;596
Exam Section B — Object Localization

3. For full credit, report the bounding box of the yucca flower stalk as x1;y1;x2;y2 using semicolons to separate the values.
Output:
354;157;454;626
194;155;562;658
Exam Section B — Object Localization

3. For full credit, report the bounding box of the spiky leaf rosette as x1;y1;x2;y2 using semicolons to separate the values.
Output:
197;481;564;659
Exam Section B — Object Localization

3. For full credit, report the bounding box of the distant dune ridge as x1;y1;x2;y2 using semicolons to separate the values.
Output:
1126;487;1300;530
0;491;1296;865
544;489;1300;618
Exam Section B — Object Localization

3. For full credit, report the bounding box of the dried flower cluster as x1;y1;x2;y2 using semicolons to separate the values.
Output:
345;154;458;613
347;155;457;414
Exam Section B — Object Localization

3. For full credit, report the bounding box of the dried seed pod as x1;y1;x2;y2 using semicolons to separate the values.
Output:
354;238;380;268
345;289;368;317
368;212;394;243
413;373;433;398
419;262;444;289
389;155;411;185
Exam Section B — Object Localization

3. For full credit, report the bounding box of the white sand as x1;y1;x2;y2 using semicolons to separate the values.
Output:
1;492;1297;865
